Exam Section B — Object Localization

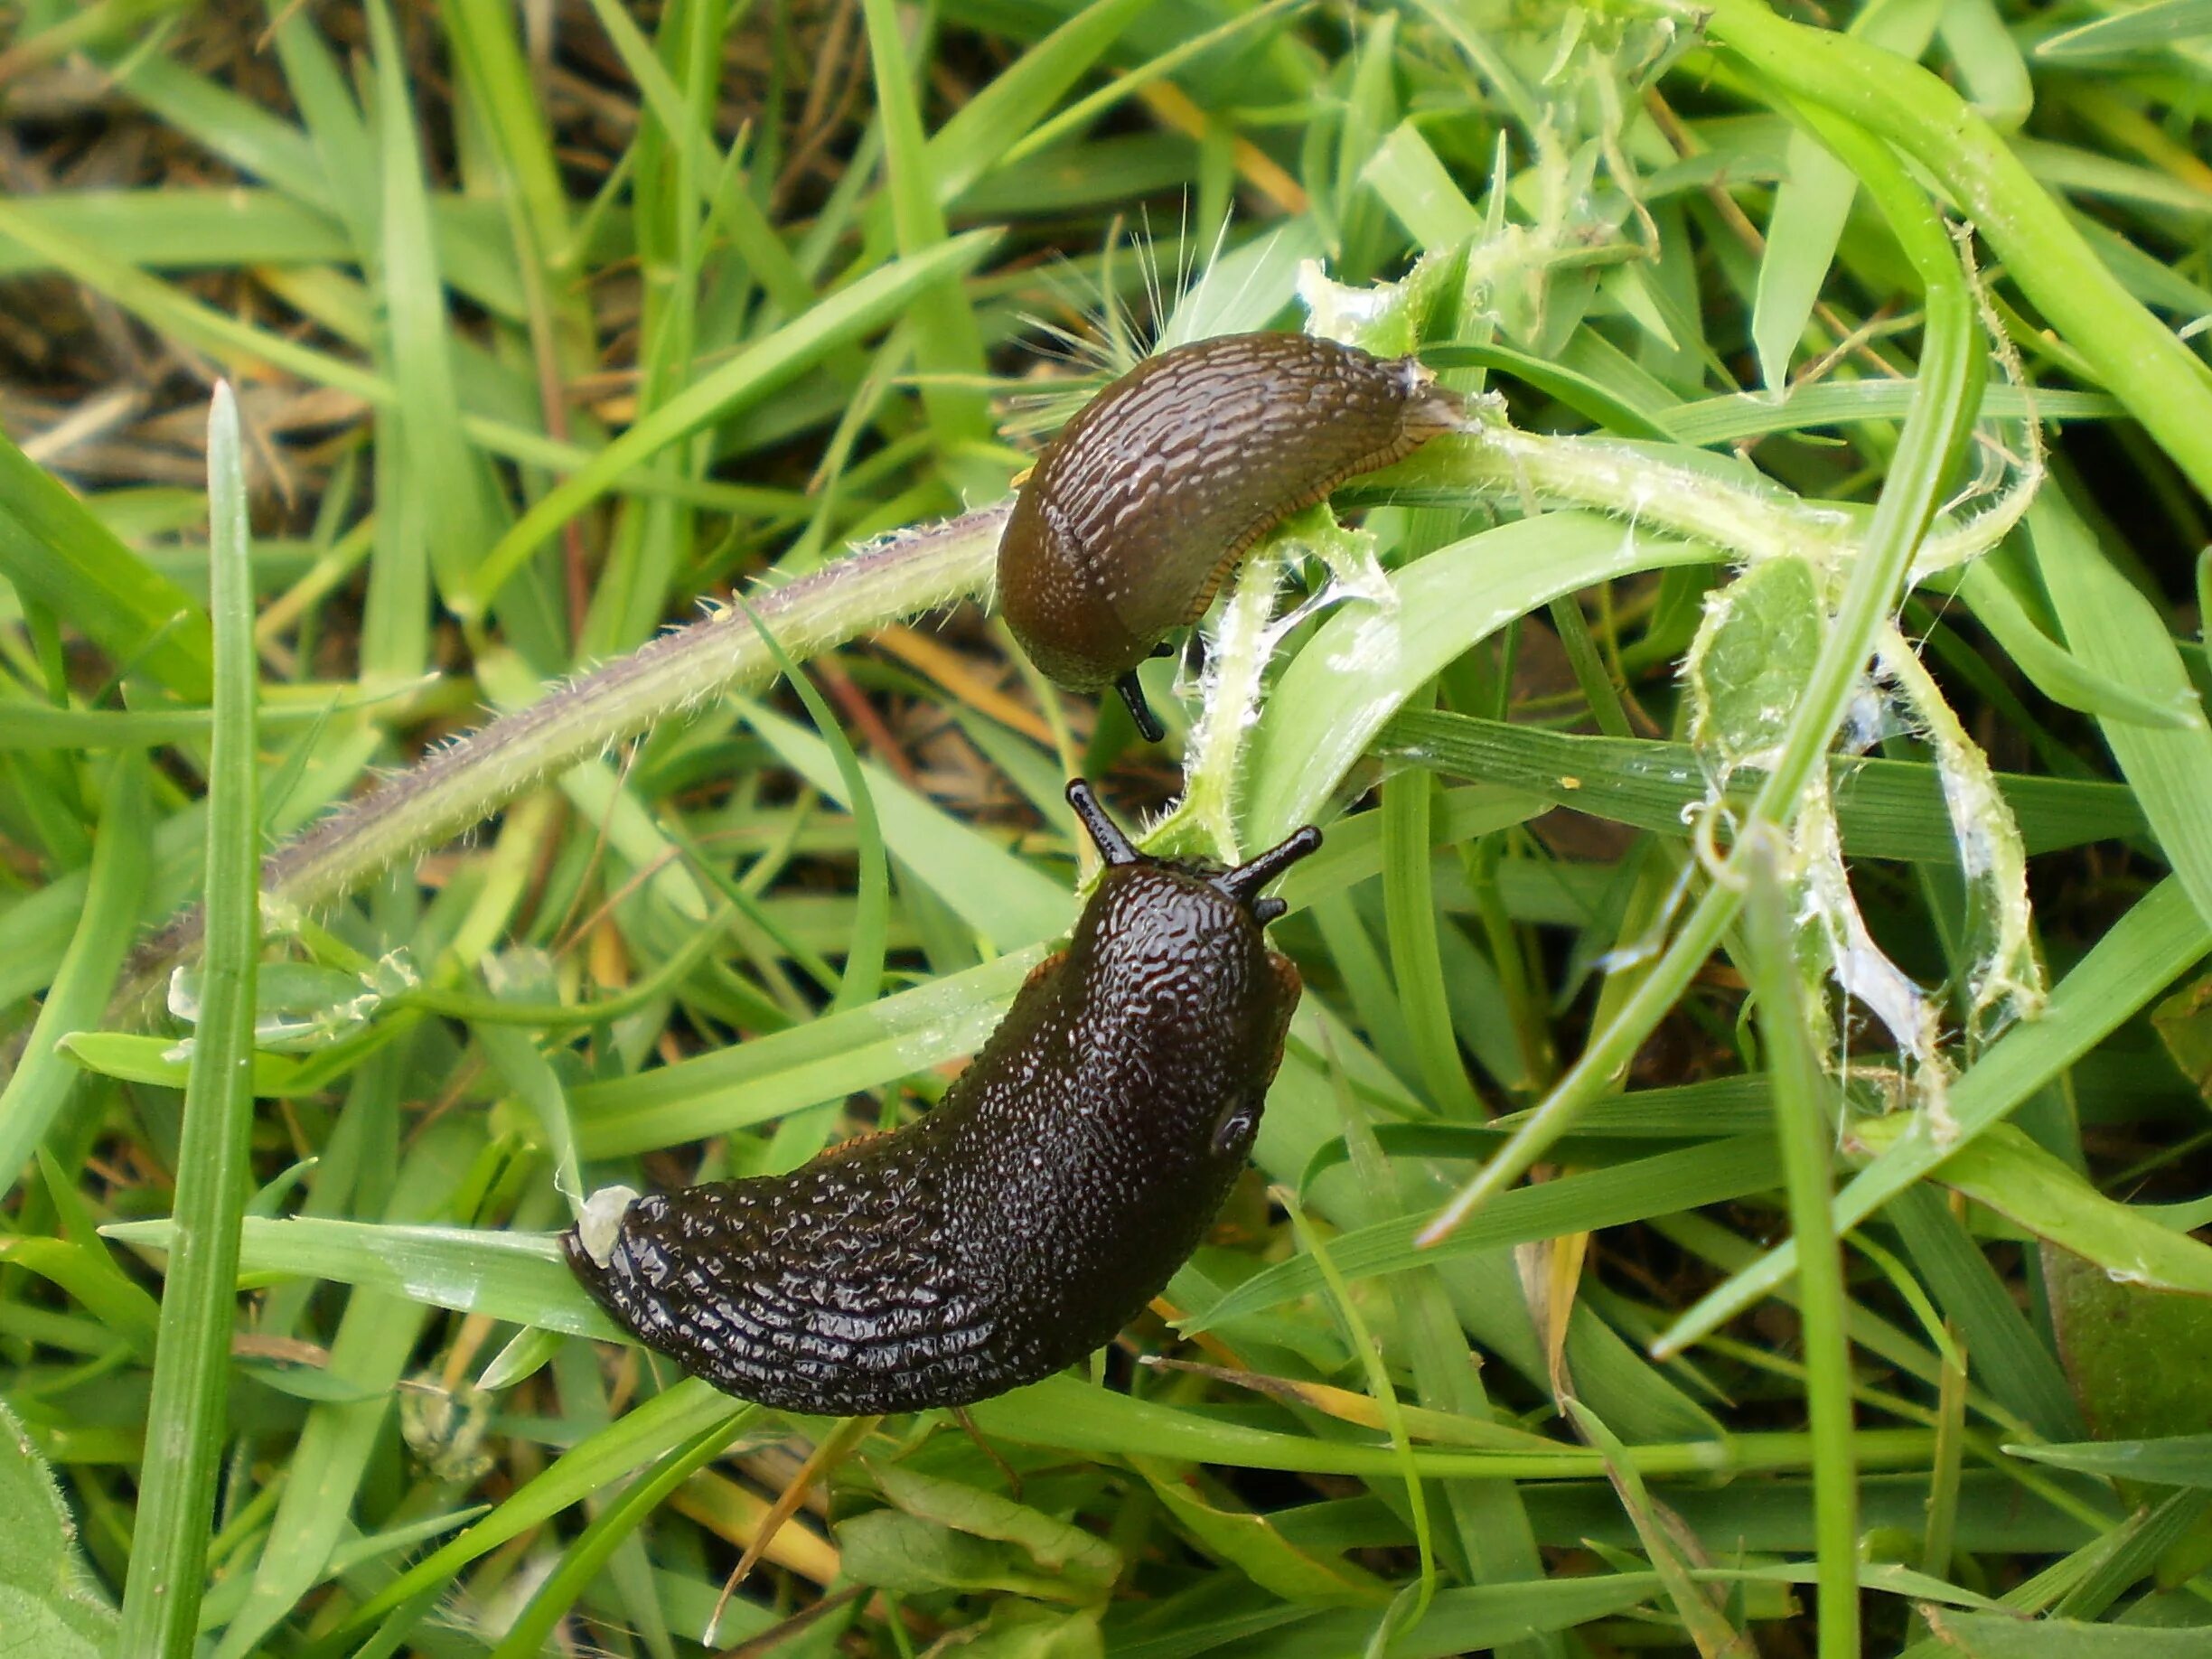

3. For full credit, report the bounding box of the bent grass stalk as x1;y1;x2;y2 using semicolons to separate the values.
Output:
117;386;260;1658
1682;0;2212;505
1416;105;1980;1244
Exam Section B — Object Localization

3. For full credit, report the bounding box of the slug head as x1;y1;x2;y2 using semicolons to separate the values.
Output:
1061;782;1320;1088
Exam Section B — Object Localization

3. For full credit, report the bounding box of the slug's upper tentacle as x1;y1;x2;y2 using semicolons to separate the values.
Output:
1065;778;1139;866
1218;826;1326;912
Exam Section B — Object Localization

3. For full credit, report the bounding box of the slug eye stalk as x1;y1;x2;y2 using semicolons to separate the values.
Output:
1065;779;1139;866
1215;826;1324;915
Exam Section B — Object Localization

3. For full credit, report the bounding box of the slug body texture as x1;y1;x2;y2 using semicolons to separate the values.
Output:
565;785;1321;1415
998;332;1461;733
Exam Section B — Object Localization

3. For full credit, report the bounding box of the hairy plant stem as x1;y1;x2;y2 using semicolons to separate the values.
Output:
122;507;1008;1009
1381;415;2031;581
125;389;2028;1021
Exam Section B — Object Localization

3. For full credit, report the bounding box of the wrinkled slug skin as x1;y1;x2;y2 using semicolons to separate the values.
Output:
564;848;1307;1416
998;332;1461;693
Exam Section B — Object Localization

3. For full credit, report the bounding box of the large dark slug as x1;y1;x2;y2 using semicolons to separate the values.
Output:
565;782;1322;1415
998;331;1462;739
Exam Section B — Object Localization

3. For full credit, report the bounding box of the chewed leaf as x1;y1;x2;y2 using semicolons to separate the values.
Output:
1795;792;1949;1112
1685;556;1825;773
1294;246;1463;359
1684;560;1946;1116
1879;625;2047;1041
166;952;417;1054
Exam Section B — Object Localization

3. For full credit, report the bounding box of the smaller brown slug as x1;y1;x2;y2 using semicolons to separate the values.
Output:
998;331;1463;740
565;782;1321;1415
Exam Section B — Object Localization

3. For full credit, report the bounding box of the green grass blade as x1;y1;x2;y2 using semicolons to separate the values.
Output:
0;431;212;700
319;1380;750;1647
462;230;1001;616
1743;839;1857;1659
1380;769;1482;1119
365;0;500;634
1244;514;1719;843
1416;100;1980;1239
1951;559;2203;732
486;1412;740;1658
858;0;991;457
1373;709;2147;860
2029;493;2212;926
0;755;150;1189
1699;0;2212;502
115;385;262;1656
1189;1136;1784;1331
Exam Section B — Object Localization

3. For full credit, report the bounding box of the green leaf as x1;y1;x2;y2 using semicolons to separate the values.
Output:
2008;1433;2212;1489
2152;970;2212;1102
2036;0;2212;60
0;1398;118;1654
1244;513;1718;843
837;1511;1083;1600
1701;0;2212;502
1687;557;1826;765
2029;495;2212;929
942;1603;1104;1659
1133;1459;1392;1607
0;1236;159;1354
102;1214;615;1338
1373;709;2144;860
117;383;264;1657
1853;1118;2212;1298
1564;1400;1753;1657
872;1463;1120;1592
463;230;1001;615
1665;383;2114;445
1420;340;1674;439
2043;1245;2212;1445
1660;879;2212;1355
364;0;502;628
1918;1607;2212;1655
325;1378;750;1645
1951;560;2202;732
59;1032;309;1097
1748;0;1943;395
0;431;213;700
1189;1136;1784;1333
0;754;151;1190
745;702;1069;950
